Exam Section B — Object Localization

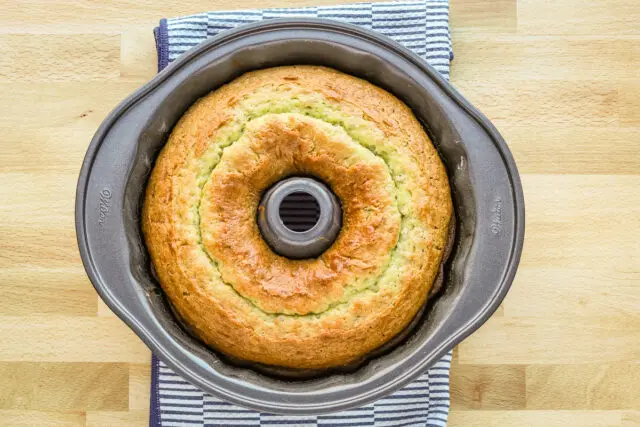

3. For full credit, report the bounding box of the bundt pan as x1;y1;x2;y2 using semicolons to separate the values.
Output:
76;19;525;414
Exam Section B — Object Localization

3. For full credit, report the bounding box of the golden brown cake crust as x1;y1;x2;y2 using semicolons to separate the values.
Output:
142;66;453;369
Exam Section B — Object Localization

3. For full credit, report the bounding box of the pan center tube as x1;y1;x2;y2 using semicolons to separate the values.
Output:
257;177;342;259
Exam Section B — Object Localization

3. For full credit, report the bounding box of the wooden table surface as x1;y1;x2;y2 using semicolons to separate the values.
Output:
1;0;639;426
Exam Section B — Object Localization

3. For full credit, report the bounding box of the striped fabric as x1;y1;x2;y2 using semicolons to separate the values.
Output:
152;1;453;426
155;0;452;78
151;353;452;427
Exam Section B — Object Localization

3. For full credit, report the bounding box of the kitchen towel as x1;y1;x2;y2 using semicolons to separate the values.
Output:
152;1;453;426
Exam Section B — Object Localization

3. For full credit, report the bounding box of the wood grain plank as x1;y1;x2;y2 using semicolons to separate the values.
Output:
97;299;116;317
519;174;640;269
450;0;516;33
0;82;142;130
0;172;76;223
450;365;525;410
0;316;150;363
504;267;640;318
522;175;640;222
86;410;148;427
526;364;640;410
0;129;96;173
0;267;91;291
0;362;128;411
120;28;157;80
518;0;640;35
0;410;84;427
620;80;640;126
451;79;629;127
0;34;120;82
0;172;81;268
128;364;151;411
0;286;96;316
451;35;640;81
499;126;640;175
0;225;80;268
623;412;640;427
449;410;622;427
0;0;370;33
458;315;640;365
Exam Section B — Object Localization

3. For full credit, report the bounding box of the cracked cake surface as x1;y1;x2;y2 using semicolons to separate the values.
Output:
142;65;453;369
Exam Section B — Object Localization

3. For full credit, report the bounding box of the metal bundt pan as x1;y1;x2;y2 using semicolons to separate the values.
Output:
76;19;525;414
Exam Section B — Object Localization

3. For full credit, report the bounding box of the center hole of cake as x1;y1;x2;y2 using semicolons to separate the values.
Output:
279;192;321;232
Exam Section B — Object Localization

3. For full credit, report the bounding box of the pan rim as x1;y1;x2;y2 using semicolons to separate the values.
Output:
75;18;525;414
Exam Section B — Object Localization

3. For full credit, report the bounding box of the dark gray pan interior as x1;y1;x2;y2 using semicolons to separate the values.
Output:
75;19;525;414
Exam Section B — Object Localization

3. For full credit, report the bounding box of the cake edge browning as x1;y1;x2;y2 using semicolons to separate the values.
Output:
142;65;453;369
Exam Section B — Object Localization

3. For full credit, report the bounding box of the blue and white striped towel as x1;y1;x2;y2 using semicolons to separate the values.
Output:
152;1;453;426
155;0;452;78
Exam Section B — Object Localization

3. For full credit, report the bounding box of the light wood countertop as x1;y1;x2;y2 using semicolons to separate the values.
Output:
0;0;638;426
